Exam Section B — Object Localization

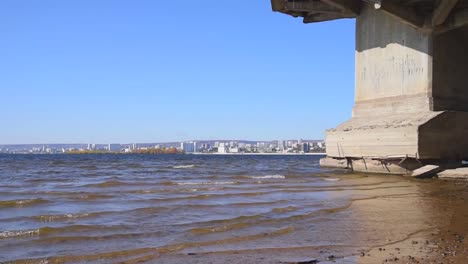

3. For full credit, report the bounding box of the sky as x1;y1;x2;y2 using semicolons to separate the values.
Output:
0;1;356;144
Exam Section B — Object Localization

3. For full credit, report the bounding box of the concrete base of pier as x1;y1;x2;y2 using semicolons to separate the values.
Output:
272;1;468;172
322;5;468;172
320;156;462;175
326;111;468;161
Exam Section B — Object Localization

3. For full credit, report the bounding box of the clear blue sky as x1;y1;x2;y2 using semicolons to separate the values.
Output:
0;1;355;144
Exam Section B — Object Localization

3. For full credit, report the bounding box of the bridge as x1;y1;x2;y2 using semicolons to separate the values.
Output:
272;0;468;174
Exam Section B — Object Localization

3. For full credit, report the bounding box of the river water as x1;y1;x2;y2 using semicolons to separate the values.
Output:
0;154;463;263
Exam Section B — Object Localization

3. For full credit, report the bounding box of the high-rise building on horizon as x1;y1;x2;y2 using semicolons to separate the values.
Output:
218;143;227;154
108;144;121;152
180;142;195;153
278;140;285;151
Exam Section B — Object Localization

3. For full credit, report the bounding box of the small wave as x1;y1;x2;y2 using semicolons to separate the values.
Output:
84;180;129;188
130;206;169;214
190;222;252;234
78;165;98;170
324;178;341;182
0;225;104;239
174;181;238;185
73;193;114;201
27;178;72;183
130;188;202;194
127;163;144;168
248;175;286;179
162;226;296;254
34;213;95;222
0;229;40;238
48;160;67;166
172;165;195;169
272;206;298;213
0;198;48;208
160;181;178;186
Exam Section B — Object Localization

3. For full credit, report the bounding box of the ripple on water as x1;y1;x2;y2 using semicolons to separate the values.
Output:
0;198;48;208
172;165;196;169
83;180;136;188
247;175;286;179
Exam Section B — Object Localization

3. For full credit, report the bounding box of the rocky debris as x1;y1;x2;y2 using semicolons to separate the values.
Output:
411;165;441;178
383;256;399;262
319;158;349;169
437;168;468;179
279;258;318;264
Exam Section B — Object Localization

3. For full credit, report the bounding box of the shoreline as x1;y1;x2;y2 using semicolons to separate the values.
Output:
192;152;326;156
0;152;327;156
154;177;468;264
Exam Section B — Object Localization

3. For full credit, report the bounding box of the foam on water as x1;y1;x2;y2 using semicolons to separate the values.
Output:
172;165;195;169
0;229;40;238
248;175;286;179
324;178;341;182
175;181;238;185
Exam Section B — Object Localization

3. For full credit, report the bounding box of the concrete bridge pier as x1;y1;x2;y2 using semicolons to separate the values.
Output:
272;0;468;174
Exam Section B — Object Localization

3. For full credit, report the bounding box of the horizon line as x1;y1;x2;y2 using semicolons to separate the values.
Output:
0;138;325;146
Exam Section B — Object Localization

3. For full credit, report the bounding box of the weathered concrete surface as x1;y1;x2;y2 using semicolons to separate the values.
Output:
324;4;468;165
319;157;348;169
419;111;468;160
326;112;435;158
348;158;420;175
411;165;441;178
433;25;468;112
320;157;423;175
271;0;468;31
327;111;468;160
272;1;468;172
437;168;468;179
353;5;433;117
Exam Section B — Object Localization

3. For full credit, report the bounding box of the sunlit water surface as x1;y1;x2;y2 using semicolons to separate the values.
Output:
0;154;452;263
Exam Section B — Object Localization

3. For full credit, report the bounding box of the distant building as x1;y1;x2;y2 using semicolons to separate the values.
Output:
87;144;96;150
201;143;211;151
278;140;285;151
218;143;227;153
108;144;121;152
301;143;310;153
181;142;195;153
230;147;239;153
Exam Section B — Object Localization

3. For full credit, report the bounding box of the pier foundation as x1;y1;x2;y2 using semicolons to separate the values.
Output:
272;1;468;174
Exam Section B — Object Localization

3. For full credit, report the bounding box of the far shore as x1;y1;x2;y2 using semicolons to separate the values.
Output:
192;152;326;156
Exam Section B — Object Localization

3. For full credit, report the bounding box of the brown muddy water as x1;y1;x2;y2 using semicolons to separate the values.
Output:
1;154;467;264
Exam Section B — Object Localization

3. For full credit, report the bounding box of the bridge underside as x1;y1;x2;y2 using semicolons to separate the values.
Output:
272;0;468;174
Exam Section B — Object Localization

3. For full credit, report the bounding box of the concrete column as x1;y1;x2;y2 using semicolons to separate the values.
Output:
325;4;468;172
353;5;433;117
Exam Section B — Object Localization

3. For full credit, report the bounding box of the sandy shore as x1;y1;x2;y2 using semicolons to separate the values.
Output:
149;178;468;264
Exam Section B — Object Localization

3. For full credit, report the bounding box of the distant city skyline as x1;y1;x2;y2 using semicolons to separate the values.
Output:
1;1;354;144
0;138;323;146
0;139;326;154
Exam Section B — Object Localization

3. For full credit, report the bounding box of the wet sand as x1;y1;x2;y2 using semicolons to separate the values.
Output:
152;178;468;264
